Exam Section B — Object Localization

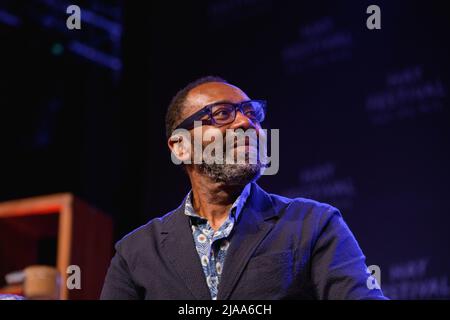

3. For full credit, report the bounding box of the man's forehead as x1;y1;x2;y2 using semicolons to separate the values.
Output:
183;82;250;116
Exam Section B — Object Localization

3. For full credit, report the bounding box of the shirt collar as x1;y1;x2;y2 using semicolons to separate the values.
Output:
184;183;251;222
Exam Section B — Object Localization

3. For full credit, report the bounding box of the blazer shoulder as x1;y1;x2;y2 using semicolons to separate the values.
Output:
115;207;179;252
266;192;347;247
268;192;342;220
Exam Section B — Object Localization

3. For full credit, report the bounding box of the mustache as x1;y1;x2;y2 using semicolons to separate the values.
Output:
232;141;257;148
199;135;259;149
230;136;259;148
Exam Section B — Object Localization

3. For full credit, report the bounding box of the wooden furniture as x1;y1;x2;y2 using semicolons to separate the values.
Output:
0;193;113;299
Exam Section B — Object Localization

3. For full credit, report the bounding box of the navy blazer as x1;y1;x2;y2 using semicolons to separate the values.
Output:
100;183;386;300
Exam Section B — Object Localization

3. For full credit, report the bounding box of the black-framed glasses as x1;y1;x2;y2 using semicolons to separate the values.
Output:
175;100;267;131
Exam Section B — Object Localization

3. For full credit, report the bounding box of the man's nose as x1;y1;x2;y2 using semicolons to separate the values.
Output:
228;110;257;130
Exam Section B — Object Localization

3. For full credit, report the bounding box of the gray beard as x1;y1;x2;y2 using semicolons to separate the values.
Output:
197;162;261;186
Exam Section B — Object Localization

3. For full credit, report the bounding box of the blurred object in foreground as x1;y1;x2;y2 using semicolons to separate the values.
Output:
1;265;60;299
24;265;60;299
0;194;113;299
0;294;25;300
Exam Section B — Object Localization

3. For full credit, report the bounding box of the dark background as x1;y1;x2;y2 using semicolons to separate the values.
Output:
0;0;449;299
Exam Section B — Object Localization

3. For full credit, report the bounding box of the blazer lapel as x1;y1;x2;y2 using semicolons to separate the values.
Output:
217;183;278;300
161;203;211;300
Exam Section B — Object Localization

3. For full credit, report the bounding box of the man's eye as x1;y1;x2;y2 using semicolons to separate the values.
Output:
245;110;257;118
213;109;232;118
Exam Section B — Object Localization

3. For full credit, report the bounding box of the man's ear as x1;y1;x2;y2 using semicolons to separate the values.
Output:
168;135;191;163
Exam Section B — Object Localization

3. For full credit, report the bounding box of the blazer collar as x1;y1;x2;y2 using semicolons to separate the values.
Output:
217;183;278;299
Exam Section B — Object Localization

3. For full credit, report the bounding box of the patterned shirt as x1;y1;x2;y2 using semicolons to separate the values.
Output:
184;183;251;300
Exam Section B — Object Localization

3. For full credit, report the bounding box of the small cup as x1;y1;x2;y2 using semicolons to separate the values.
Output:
24;265;60;300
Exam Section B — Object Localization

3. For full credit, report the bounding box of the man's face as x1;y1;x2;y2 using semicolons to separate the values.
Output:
179;82;264;186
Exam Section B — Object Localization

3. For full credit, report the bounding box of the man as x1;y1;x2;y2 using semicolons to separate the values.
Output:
100;76;386;300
